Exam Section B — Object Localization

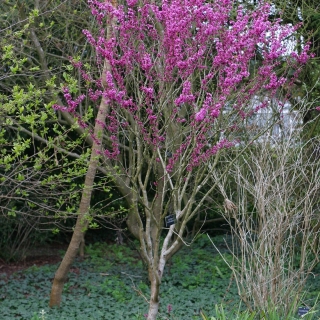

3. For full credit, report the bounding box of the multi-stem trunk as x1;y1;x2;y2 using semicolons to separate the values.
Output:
144;214;181;320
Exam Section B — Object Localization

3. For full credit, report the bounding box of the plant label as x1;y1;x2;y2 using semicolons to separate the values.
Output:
165;214;175;227
298;307;310;317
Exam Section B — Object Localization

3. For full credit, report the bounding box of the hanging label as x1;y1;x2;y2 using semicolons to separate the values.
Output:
298;307;310;317
165;214;175;227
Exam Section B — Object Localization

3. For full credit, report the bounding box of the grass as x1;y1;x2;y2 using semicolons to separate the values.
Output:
0;235;319;319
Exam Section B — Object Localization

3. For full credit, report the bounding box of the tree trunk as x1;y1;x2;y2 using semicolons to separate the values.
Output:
147;270;161;320
49;0;117;304
145;246;170;320
49;97;108;307
79;233;85;259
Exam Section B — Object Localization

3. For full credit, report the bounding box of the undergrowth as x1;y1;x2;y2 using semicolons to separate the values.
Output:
0;235;319;319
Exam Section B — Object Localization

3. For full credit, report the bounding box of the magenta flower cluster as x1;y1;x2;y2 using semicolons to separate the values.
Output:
54;0;310;170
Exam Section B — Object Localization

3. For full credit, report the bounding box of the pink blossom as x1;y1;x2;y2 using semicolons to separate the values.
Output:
141;53;153;71
56;0;309;168
174;81;195;106
195;109;206;122
141;86;154;99
127;0;138;6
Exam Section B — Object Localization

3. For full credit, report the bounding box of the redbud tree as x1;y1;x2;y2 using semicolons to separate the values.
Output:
52;0;310;318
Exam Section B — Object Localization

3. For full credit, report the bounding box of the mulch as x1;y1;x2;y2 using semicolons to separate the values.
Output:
0;244;66;280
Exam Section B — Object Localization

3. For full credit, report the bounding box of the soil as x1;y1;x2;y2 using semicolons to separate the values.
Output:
0;243;67;280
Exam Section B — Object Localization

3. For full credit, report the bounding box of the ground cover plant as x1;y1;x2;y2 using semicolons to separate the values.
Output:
1;235;319;319
1;236;237;319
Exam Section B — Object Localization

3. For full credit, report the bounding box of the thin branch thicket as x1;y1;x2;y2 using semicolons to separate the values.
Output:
221;126;320;316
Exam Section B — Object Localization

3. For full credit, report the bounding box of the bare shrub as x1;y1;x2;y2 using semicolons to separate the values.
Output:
217;131;320;316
